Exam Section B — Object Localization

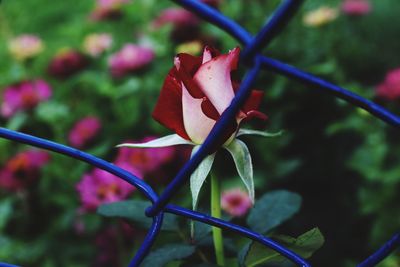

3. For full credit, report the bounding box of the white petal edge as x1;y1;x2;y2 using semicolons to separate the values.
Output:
182;83;216;144
202;47;213;64
224;139;255;203
237;129;283;138
193;48;239;115
190;145;216;211
116;134;194;148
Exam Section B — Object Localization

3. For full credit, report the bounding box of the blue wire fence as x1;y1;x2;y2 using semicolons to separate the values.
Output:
1;0;400;266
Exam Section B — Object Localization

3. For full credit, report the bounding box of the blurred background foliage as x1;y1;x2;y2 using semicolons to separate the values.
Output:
0;0;399;266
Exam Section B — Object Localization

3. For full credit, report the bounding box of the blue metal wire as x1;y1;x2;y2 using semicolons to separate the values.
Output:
166;204;311;267
0;263;20;267
172;0;252;44
146;58;262;217
128;213;164;267
0;127;158;202
259;56;400;128
0;0;399;266
241;0;304;62
357;233;400;267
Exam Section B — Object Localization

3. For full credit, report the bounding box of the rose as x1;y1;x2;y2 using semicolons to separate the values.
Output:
119;47;279;210
152;46;267;145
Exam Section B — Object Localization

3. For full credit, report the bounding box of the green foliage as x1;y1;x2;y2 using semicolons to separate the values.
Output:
240;228;324;267
247;190;302;234
141;244;195;267
98;200;179;231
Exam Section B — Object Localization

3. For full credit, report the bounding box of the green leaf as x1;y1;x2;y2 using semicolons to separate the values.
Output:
190;145;216;210
35;101;70;124
237;129;283;138
224;139;254;202
193;217;212;242
141;244;195;267
244;228;324;267
247;190;302;234
97;200;178;231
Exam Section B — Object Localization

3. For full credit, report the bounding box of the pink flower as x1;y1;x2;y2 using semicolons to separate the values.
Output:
0;150;50;191
90;0;130;21
115;136;175;175
153;8;200;28
83;33;113;57
341;0;371;16
221;188;252;217
153;8;200;42
68;116;102;148
76;164;141;211
152;46;266;145
376;68;400;101
8;34;44;61
108;44;154;78
1;79;52;118
48;49;88;79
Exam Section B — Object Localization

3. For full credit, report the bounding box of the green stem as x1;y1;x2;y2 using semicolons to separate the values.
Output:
211;172;225;266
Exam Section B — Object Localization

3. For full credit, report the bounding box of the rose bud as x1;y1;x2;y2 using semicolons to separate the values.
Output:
151;46;267;145
118;47;274;210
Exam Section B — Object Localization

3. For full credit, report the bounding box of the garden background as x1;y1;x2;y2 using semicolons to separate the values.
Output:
0;0;399;266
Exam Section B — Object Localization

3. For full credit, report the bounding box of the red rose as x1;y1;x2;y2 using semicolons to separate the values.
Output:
152;46;267;145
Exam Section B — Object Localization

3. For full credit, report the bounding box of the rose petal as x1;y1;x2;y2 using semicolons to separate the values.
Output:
152;69;190;140
242;90;264;113
175;54;204;98
202;46;213;64
182;83;216;144
193;47;240;114
244;110;268;121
